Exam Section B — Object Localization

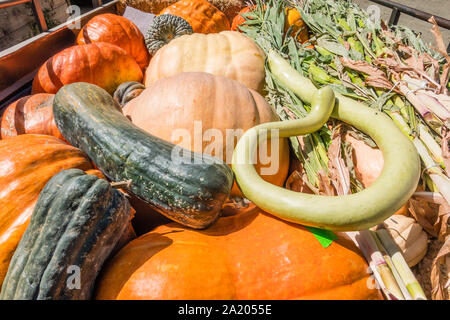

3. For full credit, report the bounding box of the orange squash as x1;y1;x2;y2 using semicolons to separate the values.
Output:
32;42;143;95
0;94;63;140
123;72;290;196
159;0;230;34
76;14;150;71
0;134;95;286
95;205;383;300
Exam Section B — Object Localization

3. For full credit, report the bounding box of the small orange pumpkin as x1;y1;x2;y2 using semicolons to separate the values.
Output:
76;14;150;71
95;205;383;300
32;42;143;95
0;94;63;140
159;0;230;34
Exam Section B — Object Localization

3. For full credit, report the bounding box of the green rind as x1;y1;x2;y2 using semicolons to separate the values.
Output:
53;82;233;229
0;169;131;300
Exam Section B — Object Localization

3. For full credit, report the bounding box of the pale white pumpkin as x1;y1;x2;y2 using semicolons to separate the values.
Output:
144;31;266;92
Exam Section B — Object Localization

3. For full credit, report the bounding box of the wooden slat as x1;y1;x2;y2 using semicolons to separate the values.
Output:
0;0;31;9
31;0;48;32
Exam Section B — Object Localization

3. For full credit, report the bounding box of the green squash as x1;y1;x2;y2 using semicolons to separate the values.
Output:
0;169;131;300
52;82;234;229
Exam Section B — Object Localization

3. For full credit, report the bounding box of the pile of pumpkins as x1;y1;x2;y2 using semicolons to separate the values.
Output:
0;0;385;300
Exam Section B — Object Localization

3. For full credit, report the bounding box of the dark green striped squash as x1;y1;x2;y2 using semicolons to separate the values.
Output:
0;169;132;300
52;82;234;229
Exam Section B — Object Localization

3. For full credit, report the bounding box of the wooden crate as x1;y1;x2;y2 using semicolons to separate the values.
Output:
0;0;71;51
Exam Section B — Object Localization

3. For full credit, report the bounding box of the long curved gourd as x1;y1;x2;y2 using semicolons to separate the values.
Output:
232;50;421;231
53;82;234;229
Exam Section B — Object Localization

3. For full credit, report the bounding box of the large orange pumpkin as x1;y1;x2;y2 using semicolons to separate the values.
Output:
32;42;143;95
159;0;230;34
0;94;63;140
76;14;150;71
0;134;95;286
123;72;290;196
95;205;383;300
144;31;266;93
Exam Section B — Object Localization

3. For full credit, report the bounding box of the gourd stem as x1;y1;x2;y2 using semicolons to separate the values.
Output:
110;180;133;189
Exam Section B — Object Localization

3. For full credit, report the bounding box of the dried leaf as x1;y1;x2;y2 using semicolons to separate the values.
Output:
365;76;399;92
408;197;441;237
340;57;386;78
428;16;450;94
327;126;351;196
317;169;336;196
442;126;450;177
431;235;450;300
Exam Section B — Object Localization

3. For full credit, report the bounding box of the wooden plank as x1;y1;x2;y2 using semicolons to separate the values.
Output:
0;0;118;105
0;0;31;9
31;0;49;32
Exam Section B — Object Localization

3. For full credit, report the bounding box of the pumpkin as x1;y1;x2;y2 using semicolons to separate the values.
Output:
116;0;245;23
345;134;384;188
381;215;428;267
230;5;252;31
145;14;193;55
231;6;309;43
53;82;234;230
145;31;266;92
95;205;383;300
32;42;143;95
0;169;132;300
76;14;150;71
0;134;95;286
159;0;230;34
113;81;145;107
0;94;63;140
123;72;290;197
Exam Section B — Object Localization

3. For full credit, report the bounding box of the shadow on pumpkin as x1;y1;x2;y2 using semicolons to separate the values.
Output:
0;96;29;137
33;57;64;93
94;232;174;299
129;195;173;236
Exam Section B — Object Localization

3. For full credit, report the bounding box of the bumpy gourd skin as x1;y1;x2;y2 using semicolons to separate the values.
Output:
145;14;193;55
0;169;131;300
53;82;234;229
232;51;421;231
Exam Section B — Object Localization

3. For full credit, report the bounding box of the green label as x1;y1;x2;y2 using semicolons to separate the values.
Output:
306;226;337;248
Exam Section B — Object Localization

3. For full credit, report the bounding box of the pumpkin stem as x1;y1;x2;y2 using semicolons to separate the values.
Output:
111;179;133;189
